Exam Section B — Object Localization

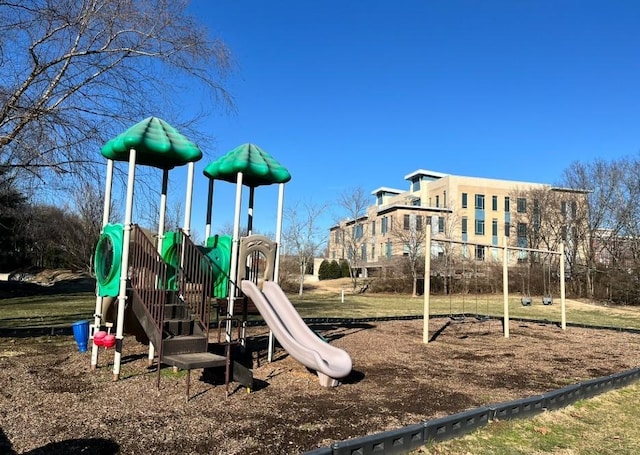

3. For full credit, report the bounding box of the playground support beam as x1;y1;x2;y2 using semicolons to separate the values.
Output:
227;172;244;342
268;183;286;361
423;225;431;344
503;236;509;338
147;169;169;365
183;162;195;237
91;159;114;370
113;148;137;381
560;243;566;330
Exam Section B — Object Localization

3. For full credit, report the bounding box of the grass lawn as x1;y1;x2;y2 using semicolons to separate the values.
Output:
413;381;640;455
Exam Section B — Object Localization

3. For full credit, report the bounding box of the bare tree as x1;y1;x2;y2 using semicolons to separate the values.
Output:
282;200;328;296
561;159;627;299
0;0;233;195
334;186;370;292
389;213;427;297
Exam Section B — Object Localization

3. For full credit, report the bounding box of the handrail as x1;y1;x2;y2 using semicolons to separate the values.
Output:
174;231;213;338
128;225;167;357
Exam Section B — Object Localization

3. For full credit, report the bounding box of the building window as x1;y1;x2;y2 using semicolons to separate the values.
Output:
353;224;363;239
404;214;410;230
361;244;367;262
381;217;388;234
475;194;485;210
386;241;392;258
371;220;376;236
461;217;468;234
475;245;485;261
435;195;440;207
517;197;527;213
517;222;527;238
492;219;498;236
371;244;375;260
438;217;445;233
412;179;420;192
505;197;510;212
443;190;447;207
462;193;468;208
412;198;421;206
505;222;510;237
475;219;485;235
492;195;498;211
416;215;423;231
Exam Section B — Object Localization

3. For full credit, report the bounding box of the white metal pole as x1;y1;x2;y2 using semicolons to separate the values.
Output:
91;159;114;370
113;149;137;380
147;169;169;365
227;172;244;341
423;225;431;344
205;179;214;240
560;243;566;330
183;162;195;237
503;236;510;338
268;183;285;362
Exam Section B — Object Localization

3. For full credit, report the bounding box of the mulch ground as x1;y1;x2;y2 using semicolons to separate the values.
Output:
1;317;639;454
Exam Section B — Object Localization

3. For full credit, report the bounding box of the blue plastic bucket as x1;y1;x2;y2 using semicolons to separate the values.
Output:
71;320;90;352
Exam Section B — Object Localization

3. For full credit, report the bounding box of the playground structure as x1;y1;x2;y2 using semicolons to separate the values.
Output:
422;225;566;343
89;117;352;395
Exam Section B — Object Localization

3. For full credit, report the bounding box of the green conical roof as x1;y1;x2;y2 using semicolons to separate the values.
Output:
101;117;202;170
203;143;291;187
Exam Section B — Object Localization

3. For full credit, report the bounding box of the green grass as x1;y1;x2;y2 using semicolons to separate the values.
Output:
3;289;640;332
290;292;640;330
414;381;640;454
0;292;96;328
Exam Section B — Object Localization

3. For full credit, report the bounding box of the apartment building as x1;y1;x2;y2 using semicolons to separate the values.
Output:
327;169;586;276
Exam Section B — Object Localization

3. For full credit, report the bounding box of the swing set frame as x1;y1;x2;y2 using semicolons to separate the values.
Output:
423;225;566;343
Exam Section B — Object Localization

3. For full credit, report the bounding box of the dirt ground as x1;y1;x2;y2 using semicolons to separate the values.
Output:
1;314;639;455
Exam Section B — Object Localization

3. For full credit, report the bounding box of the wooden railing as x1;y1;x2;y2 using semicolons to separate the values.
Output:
128;225;167;345
173;230;213;338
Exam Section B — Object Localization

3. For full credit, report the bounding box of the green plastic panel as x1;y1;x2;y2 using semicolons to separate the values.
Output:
161;231;181;291
94;223;124;297
204;235;232;299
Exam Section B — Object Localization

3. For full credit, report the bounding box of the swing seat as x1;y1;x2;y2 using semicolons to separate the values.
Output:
521;296;532;306
542;296;553;305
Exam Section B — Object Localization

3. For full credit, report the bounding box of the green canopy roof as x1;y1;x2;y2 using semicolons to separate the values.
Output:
203;143;291;187
101;117;202;170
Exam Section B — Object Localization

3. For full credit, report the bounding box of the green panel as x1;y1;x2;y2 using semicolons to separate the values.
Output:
94;224;124;297
161;231;181;291
101;117;202;170
202;143;291;187
204;235;232;299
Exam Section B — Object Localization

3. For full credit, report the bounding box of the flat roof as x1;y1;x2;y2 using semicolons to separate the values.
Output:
371;186;403;195
404;169;449;181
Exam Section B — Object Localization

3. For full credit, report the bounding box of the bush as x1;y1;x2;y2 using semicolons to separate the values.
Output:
339;259;351;278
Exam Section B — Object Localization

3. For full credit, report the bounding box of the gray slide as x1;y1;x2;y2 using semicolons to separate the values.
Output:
241;280;352;387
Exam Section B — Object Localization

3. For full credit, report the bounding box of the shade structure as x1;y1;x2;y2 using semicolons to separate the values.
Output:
101;117;202;169
202;143;291;187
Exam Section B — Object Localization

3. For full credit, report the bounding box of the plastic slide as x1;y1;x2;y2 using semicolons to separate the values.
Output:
240;280;352;387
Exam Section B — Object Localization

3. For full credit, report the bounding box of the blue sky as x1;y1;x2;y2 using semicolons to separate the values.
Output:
179;0;640;240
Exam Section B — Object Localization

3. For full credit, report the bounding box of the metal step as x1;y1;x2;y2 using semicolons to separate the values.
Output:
162;352;227;370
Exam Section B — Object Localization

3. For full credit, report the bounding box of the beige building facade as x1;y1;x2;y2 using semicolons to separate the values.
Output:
327;169;584;275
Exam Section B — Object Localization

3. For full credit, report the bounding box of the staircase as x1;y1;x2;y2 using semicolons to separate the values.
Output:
127;225;252;397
